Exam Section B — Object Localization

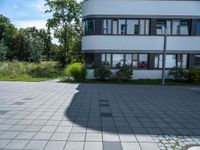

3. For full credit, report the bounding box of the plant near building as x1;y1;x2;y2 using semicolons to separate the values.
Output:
65;63;86;81
94;66;112;80
115;66;133;81
188;68;200;84
168;67;188;81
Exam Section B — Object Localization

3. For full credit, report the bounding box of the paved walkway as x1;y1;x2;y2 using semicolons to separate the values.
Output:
0;81;200;150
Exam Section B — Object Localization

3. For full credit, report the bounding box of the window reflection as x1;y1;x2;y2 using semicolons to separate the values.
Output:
112;54;124;68
112;19;118;34
154;54;188;69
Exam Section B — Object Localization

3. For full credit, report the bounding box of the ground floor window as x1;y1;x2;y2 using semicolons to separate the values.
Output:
194;55;200;68
101;53;149;69
84;53;94;68
154;54;188;69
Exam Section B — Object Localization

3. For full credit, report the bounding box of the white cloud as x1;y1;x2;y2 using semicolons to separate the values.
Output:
12;20;47;29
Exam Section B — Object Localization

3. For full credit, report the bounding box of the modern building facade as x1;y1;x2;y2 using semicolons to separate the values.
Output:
82;0;200;79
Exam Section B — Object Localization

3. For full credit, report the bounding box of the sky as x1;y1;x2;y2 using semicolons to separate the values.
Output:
0;0;82;29
0;0;82;43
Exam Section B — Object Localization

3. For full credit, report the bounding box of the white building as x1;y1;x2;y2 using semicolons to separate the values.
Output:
82;0;200;79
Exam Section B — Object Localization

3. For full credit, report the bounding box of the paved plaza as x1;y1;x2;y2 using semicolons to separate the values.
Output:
0;81;200;150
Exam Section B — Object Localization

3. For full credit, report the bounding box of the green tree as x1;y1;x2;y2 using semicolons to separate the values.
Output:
0;15;17;52
45;0;82;65
0;41;8;61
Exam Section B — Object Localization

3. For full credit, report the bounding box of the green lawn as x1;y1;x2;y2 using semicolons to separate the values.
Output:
0;75;54;82
63;79;197;86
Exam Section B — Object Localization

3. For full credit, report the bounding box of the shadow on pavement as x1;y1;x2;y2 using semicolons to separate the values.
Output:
65;84;200;135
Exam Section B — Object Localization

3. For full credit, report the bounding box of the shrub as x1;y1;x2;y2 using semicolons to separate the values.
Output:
29;62;62;78
188;68;200;84
168;67;188;81
65;63;86;81
94;66;112;80
115;66;133;81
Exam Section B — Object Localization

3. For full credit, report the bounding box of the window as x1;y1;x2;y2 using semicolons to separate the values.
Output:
194;55;200;68
172;20;189;35
154;54;188;69
140;20;145;34
87;19;95;35
196;22;200;36
84;53;94;68
156;20;165;35
112;54;124;68
112;19;118;34
118;20;126;34
166;20;172;35
127;20;136;34
101;54;111;67
132;54;138;68
103;19;112;34
125;54;132;67
180;21;189;35
138;54;148;69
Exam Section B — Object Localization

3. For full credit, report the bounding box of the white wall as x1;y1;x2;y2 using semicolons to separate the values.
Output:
87;69;169;80
82;0;200;18
82;36;200;52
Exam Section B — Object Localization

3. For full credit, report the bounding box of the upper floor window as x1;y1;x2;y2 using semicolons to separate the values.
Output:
112;19;118;35
84;18;149;35
118;20;126;35
172;20;189;35
196;22;200;36
156;20;189;35
103;19;112;34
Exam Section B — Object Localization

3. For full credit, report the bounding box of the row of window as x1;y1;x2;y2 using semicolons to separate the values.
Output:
83;18;200;36
101;53;189;69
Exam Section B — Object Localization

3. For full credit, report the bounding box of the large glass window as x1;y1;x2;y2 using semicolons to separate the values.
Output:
118;20;126;35
138;54;148;69
154;54;188;69
194;55;200;68
103;19;112;34
132;54;138;68
197;22;200;36
127;20;137;34
156;20;165;35
112;54;124;68
172;20;189;35
125;54;132;67
87;19;95;35
101;54;111;67
112;19;118;34
84;53;94;68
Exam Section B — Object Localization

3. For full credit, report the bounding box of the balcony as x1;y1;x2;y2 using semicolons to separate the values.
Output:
82;0;200;19
82;35;200;53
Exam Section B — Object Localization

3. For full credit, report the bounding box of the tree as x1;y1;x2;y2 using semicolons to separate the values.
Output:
0;41;8;61
0;15;17;51
45;0;82;65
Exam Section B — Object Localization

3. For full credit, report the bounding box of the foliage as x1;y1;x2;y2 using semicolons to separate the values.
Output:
0;41;8;61
115;66;133;81
94;66;112;80
65;63;86;81
0;61;62;79
168;67;188;81
188;68;200;84
45;0;83;65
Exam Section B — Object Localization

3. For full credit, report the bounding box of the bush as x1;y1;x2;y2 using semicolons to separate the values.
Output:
188;68;200;84
65;63;86;81
94;66;112;80
115;66;133;81
29;62;62;78
168;67;188;81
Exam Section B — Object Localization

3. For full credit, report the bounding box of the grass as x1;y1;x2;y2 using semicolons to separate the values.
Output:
0;61;63;82
62;79;196;86
0;75;54;82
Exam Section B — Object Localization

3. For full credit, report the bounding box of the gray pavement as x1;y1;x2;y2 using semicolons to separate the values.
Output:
0;81;200;150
